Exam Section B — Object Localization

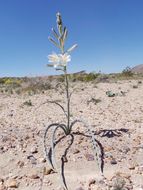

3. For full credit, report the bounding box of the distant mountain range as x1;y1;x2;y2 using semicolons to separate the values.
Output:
131;64;143;73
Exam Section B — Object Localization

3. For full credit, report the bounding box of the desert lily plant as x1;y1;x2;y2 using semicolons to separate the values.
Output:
44;12;103;190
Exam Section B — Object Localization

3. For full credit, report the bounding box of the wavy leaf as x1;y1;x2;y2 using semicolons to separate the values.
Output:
51;125;68;190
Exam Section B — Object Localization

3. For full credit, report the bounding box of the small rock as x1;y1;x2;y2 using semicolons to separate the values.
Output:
27;155;37;164
129;166;135;170
128;162;137;170
17;161;24;168
0;179;4;185
73;149;80;154
38;157;46;163
88;179;96;186
62;156;68;162
43;167;54;175
110;158;117;165
7;179;18;188
77;136;84;144
23;143;27;148
122;146;130;154
29;173;40;179
30;147;38;154
85;153;94;161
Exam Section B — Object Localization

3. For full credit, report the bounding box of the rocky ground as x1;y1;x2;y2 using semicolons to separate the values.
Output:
0;80;143;190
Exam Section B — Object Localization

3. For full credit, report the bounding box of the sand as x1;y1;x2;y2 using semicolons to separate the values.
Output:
0;80;143;190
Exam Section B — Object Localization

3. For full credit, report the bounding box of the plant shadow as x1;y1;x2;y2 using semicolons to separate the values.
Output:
94;128;129;138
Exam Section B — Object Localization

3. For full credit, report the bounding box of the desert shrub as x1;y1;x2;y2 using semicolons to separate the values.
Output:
122;66;133;77
15;89;21;95
71;74;85;82
0;78;5;84
75;74;85;82
36;82;52;91
1;78;22;88
4;78;14;85
22;87;37;95
70;72;100;82
83;72;100;82
98;74;110;83
57;75;65;82
4;88;8;93
21;81;52;95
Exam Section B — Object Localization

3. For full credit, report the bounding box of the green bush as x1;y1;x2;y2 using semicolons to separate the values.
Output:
0;78;22;87
69;72;100;82
122;66;133;77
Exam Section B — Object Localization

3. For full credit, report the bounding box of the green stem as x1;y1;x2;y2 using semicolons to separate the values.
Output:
64;67;70;134
61;43;70;134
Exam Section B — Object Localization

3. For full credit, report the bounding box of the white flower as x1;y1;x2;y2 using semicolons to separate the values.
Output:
48;53;71;68
48;53;60;68
58;53;71;67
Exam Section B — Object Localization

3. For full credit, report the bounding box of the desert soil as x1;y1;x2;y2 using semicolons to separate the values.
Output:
0;80;143;190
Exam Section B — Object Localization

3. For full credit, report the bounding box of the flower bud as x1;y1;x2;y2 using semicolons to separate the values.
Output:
56;12;62;26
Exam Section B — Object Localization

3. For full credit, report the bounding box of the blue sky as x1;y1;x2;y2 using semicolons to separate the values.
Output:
0;0;143;77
